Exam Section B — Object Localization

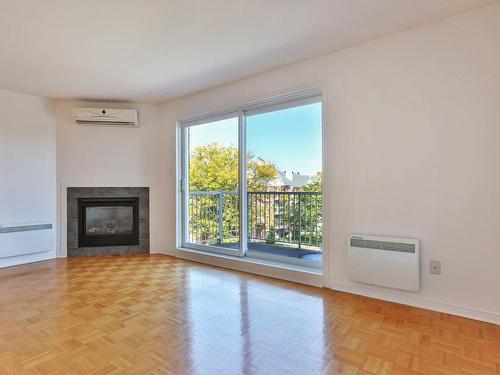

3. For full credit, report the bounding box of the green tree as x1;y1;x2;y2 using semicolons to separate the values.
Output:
189;143;239;191
265;227;276;244
188;143;277;244
189;143;277;191
303;180;322;192
247;153;278;191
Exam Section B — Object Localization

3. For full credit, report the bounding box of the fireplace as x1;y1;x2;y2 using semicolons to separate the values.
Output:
67;187;149;256
78;197;139;247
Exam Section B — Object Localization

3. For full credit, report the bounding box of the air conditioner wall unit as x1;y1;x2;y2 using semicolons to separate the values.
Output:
72;107;139;127
348;233;420;291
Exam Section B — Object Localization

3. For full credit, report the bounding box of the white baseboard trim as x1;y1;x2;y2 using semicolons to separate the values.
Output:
160;248;323;287
325;280;500;325
150;249;169;257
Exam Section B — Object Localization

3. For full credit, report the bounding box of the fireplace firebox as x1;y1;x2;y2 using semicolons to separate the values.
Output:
78;197;139;247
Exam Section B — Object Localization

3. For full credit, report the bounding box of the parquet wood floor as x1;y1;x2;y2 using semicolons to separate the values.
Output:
0;255;498;374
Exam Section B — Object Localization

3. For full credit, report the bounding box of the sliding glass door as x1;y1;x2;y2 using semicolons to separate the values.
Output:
180;92;323;267
181;115;243;256
246;101;323;265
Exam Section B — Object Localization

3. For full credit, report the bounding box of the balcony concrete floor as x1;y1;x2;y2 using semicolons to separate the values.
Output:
218;241;322;262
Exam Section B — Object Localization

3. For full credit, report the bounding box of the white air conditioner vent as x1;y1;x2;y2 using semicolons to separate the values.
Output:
348;234;420;291
72;107;139;127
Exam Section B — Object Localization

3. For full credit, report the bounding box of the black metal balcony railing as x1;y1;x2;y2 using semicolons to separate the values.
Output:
188;191;322;249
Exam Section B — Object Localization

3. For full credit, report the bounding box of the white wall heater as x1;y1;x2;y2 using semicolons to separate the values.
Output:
0;222;54;258
348;234;420;291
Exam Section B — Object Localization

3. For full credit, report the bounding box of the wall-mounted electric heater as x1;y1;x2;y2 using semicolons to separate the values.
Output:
348;233;420;291
0;222;53;258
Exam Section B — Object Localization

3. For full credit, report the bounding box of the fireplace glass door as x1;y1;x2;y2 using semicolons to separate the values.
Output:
78;197;139;247
86;206;134;236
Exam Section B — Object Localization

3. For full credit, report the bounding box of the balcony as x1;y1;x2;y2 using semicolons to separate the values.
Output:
188;191;323;262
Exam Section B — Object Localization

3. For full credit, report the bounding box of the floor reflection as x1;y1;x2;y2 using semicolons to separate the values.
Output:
184;264;326;374
2;255;491;374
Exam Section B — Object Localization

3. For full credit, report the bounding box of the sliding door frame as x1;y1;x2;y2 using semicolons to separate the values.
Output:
178;87;323;266
180;111;245;257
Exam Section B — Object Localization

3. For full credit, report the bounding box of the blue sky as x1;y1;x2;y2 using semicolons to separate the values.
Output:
189;102;322;175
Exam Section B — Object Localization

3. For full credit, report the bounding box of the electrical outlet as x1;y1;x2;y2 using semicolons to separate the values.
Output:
430;260;441;275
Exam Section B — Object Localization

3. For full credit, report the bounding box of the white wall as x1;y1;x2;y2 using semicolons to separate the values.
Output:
54;101;167;254
160;4;500;323
0;89;56;267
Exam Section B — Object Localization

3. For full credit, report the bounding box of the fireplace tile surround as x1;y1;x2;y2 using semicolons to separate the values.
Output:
67;187;149;256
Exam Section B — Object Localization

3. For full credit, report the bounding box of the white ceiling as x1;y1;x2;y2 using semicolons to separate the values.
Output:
0;0;495;103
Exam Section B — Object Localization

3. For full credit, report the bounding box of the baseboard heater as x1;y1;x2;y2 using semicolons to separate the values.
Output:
348;234;420;291
0;222;54;258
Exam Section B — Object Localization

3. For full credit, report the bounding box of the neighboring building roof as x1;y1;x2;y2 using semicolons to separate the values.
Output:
271;170;292;187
